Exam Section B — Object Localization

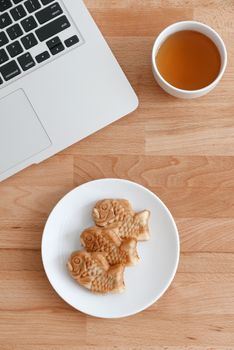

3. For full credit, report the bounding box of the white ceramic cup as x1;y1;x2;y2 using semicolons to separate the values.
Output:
152;21;227;99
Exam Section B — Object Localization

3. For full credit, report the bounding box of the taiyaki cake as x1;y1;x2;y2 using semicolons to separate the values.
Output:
67;250;125;294
92;199;150;241
80;226;139;266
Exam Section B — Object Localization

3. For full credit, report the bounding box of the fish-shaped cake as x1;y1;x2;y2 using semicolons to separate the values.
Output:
80;226;139;266
92;199;150;241
67;250;125;294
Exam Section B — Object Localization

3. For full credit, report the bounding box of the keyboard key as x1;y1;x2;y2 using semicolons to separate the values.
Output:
36;15;70;42
35;2;62;24
24;0;41;13
17;51;35;70
0;0;12;12
21;32;37;49
46;35;59;48
7;23;23;39
0;76;3;84
6;40;23;57
46;36;64;55
65;35;79;48
10;4;26;21
49;41;63;55
35;50;49;63
40;0;53;5
0;31;8;47
0;48;8;64
13;0;23;3
0;12;12;29
21;15;37;32
0;59;20;80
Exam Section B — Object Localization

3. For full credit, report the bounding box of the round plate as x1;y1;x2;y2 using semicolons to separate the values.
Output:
42;179;180;318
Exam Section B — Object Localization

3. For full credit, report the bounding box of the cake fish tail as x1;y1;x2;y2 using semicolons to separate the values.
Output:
136;210;150;240
120;238;139;266
109;264;125;293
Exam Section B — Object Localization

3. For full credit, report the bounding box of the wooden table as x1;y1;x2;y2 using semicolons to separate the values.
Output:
1;0;234;348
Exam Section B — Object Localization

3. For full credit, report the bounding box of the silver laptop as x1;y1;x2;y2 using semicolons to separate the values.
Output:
0;0;138;181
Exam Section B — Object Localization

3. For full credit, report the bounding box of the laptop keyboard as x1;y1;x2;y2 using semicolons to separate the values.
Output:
0;0;82;86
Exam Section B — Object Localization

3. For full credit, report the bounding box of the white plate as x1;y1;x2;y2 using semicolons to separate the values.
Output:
42;178;180;318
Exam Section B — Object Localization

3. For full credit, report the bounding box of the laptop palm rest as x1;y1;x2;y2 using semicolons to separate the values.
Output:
0;89;51;175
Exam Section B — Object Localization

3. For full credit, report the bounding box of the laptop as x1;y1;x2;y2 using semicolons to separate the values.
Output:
0;0;138;182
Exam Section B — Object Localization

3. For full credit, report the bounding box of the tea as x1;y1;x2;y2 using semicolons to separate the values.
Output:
156;30;221;90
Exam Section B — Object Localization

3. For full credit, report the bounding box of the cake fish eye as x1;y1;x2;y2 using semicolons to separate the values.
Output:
73;257;81;265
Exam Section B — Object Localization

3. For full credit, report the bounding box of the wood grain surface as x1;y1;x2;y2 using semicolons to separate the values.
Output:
0;0;234;349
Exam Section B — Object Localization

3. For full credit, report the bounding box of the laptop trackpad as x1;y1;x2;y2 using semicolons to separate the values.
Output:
0;89;51;174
